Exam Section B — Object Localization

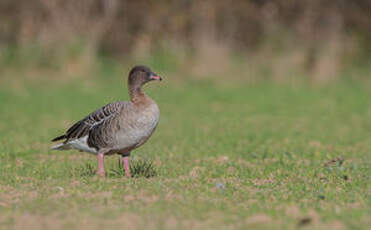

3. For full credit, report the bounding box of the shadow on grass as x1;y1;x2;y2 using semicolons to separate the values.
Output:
74;162;96;178
72;158;157;178
109;158;157;178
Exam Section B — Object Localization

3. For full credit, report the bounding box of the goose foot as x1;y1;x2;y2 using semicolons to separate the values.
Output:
97;170;106;178
122;156;131;178
97;152;105;178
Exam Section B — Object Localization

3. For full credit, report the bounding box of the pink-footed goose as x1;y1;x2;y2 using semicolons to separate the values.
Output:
51;65;162;177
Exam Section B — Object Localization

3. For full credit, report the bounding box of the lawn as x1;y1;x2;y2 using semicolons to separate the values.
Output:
0;69;370;230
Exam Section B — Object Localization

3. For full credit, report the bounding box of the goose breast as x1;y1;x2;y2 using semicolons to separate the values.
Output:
115;102;160;151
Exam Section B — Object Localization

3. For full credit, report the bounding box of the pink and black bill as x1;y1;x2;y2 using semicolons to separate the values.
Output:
149;72;162;81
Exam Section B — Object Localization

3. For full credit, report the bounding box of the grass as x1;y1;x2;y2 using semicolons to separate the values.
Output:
109;158;157;178
0;68;370;230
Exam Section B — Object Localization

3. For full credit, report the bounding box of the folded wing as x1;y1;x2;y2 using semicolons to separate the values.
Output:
52;102;125;144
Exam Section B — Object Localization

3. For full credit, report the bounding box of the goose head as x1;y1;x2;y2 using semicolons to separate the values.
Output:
128;65;162;88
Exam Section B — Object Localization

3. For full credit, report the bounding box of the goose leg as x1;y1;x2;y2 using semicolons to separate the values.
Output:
97;152;105;178
122;154;131;178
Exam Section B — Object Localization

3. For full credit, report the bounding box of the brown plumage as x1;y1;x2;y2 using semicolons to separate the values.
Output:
51;65;162;177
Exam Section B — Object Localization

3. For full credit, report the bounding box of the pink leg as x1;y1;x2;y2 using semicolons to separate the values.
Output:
122;156;131;178
97;153;105;178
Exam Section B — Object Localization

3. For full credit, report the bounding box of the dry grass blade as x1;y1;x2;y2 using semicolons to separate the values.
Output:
74;162;96;177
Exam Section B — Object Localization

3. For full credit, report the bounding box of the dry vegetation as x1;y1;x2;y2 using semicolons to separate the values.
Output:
0;0;370;82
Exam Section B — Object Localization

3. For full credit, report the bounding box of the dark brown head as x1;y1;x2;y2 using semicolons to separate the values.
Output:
128;65;162;88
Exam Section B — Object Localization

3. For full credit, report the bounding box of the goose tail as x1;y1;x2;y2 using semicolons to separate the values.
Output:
51;142;71;151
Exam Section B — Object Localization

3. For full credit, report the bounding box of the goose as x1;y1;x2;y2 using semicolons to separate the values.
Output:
51;65;162;177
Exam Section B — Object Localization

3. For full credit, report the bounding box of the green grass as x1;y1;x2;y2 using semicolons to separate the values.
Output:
0;70;370;230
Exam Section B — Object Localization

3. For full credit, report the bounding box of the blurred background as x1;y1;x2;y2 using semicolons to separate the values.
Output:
0;0;370;83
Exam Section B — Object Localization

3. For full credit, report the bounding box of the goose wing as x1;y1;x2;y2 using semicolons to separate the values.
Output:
52;102;126;142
